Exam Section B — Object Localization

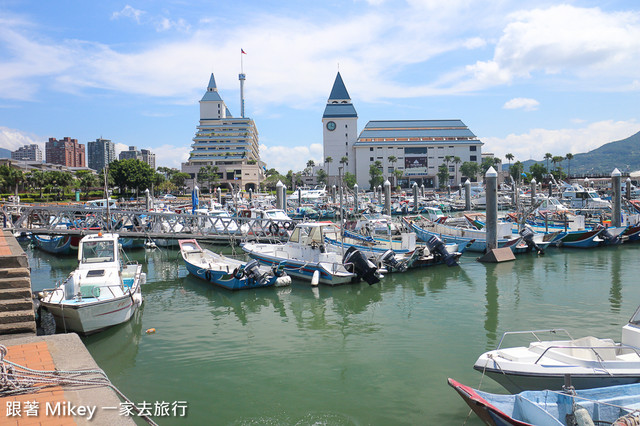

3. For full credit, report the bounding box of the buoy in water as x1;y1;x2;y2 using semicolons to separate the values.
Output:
311;270;320;287
145;328;156;334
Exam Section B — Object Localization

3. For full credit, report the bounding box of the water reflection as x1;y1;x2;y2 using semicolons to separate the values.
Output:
609;247;622;313
82;307;143;377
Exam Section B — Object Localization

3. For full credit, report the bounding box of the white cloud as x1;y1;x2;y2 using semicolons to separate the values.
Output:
0;126;43;151
152;144;190;169
260;143;323;174
503;97;539;111
111;5;145;24
482;119;640;162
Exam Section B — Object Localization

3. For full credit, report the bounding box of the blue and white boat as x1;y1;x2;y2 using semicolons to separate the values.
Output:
449;378;640;426
39;233;145;334
32;234;72;255
242;222;382;285
179;239;291;290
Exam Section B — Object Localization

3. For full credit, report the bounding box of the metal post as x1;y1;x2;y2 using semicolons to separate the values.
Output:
626;178;632;200
249;188;253;205
354;183;359;213
282;184;287;211
217;187;222;205
548;178;552;197
276;180;283;210
531;178;537;203
447;184;451;197
384;180;391;216
464;179;471;211
612;168;621;227
298;185;302;206
421;184;425;198
485;166;498;251
378;185;382;205
104;165;110;232
332;185;336;204
412;182;418;213
339;166;344;223
145;188;150;210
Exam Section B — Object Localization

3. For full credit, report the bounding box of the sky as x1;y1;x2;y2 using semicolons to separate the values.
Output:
1;0;639;173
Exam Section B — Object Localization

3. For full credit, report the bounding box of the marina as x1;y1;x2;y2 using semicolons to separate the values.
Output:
16;227;640;425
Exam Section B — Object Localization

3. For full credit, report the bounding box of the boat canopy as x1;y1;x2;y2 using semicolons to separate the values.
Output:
288;223;340;245
78;234;119;267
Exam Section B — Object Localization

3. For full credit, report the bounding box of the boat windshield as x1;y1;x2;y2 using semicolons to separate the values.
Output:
82;240;115;263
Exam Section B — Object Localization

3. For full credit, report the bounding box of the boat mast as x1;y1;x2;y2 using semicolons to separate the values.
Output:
104;164;110;232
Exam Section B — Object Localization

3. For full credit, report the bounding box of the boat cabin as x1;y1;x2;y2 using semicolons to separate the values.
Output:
288;223;340;246
561;185;611;209
78;233;120;270
85;199;117;209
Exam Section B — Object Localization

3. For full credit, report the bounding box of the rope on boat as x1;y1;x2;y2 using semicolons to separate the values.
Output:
0;344;158;425
546;388;640;420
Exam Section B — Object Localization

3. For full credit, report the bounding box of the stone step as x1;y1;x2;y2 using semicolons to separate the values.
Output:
0;287;33;300
0;309;35;325
0;298;33;312
0;321;37;335
0;268;30;279
0;276;31;290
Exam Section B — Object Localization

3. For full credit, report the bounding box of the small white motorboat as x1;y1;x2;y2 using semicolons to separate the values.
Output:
39;233;146;335
474;305;640;392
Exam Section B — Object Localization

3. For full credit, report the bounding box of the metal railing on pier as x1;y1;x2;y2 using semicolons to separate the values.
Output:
1;204;298;244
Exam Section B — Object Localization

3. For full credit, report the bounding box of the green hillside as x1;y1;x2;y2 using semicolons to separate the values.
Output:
521;131;640;175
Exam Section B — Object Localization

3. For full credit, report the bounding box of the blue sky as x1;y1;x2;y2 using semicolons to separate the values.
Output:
1;0;639;173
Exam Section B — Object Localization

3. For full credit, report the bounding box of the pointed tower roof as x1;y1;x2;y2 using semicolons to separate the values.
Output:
328;72;351;101
323;72;357;118
201;73;223;102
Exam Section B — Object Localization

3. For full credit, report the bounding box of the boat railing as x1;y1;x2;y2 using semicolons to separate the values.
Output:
533;343;640;366
496;329;574;350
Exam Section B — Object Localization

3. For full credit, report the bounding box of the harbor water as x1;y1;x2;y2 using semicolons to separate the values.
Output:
25;241;640;425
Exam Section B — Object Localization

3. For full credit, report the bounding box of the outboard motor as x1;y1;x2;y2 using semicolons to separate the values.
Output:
520;226;544;254
595;223;620;245
244;259;268;285
426;235;458;267
379;249;407;272
343;246;381;285
271;261;286;277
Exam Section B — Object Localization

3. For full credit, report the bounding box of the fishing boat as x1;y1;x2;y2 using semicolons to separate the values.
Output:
448;378;640;426
32;234;72;255
405;216;554;254
178;239;291;290
323;230;466;271
242;222;382;285
39;233;145;335
473;304;640;393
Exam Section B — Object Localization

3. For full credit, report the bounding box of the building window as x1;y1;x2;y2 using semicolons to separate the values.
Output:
470;146;477;151
370;157;374;161
470;155;477;161
388;167;394;173
370;147;373;151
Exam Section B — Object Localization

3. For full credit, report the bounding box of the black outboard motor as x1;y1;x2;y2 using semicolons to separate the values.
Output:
595;223;620;245
244;259;268;285
426;235;458;267
520;226;544;254
379;249;407;272
343;246;381;285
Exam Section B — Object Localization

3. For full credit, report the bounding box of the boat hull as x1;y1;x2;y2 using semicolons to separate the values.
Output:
33;235;72;254
183;257;281;290
42;292;142;335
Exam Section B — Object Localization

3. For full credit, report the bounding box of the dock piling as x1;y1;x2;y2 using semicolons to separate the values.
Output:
612;168;621;227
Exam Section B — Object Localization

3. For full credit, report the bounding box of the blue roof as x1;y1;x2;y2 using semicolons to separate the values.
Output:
323;103;357;118
201;73;223;102
328;72;350;101
359;129;476;138
363;119;468;129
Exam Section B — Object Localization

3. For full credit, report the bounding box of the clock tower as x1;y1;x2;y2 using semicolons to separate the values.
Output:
322;72;358;181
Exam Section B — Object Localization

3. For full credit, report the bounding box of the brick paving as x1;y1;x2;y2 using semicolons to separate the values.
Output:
1;342;75;425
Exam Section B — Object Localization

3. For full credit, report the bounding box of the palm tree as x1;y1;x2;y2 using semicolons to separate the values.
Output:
306;160;315;175
388;155;397;186
324;157;333;186
544;153;553;176
565;153;573;177
505;153;514;171
453;156;461;184
340;156;348;166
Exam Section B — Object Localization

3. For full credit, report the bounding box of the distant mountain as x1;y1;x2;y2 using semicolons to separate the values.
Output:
519;131;640;175
0;148;11;159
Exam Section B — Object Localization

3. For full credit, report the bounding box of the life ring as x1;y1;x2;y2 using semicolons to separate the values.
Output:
205;270;212;281
283;221;295;230
233;268;244;279
268;222;279;234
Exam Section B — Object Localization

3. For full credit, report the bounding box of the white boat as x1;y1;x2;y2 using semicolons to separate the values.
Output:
290;185;327;200
561;184;611;209
353;214;401;236
474;305;640;392
242;222;382;285
39;233;146;335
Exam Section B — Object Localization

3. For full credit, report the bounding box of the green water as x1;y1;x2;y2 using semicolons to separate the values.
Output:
25;241;640;425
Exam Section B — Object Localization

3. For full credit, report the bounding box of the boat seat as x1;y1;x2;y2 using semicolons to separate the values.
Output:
80;285;100;298
531;336;618;361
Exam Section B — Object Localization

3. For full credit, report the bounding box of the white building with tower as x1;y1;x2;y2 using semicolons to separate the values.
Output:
321;73;483;190
181;72;262;192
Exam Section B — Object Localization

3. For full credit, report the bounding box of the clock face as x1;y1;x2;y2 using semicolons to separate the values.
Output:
326;121;336;131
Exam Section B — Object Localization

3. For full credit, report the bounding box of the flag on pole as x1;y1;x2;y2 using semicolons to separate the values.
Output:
241;48;247;54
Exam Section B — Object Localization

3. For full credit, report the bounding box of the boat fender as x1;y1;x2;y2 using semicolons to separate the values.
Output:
205;270;212;282
268;222;279;235
146;328;156;334
573;405;595;426
234;267;245;279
